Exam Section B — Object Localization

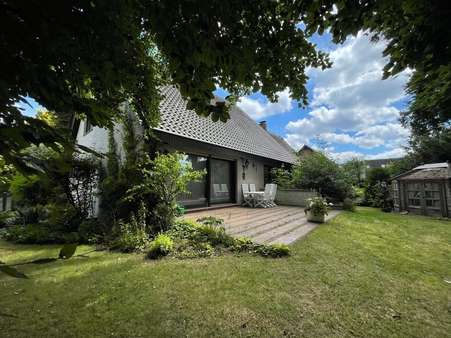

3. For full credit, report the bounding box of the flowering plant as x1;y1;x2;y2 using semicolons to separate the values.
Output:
304;197;332;216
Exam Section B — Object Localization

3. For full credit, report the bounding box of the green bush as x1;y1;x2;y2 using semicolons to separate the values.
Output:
0;210;20;227
196;216;224;226
195;224;234;246
147;234;174;259
304;197;330;216
111;214;150;252
255;243;290;258
166;219;290;259
46;203;83;233
342;198;356;212
78;219;105;243
0;223;79;244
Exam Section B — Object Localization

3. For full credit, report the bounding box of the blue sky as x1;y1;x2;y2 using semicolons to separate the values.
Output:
19;30;411;163
216;31;411;162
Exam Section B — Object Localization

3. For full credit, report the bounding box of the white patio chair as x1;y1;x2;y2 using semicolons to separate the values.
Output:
220;184;229;195
241;183;253;207
213;184;222;199
249;183;256;192
268;184;277;207
254;184;272;208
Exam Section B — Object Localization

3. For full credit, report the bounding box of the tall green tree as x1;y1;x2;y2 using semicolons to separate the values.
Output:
342;158;366;186
2;0;450;168
1;0;330;168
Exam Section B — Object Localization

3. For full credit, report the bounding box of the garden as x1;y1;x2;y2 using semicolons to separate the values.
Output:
0;112;290;279
1;208;450;337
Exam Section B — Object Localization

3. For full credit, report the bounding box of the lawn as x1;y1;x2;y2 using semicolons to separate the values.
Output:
1;208;450;337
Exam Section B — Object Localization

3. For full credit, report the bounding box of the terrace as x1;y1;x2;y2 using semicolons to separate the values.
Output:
184;205;340;244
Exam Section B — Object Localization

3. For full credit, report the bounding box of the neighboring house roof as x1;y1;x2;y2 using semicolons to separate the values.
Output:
297;144;315;157
365;158;402;169
392;162;451;181
155;86;297;164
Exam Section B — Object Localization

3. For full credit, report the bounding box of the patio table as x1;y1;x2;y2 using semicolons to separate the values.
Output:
248;191;264;207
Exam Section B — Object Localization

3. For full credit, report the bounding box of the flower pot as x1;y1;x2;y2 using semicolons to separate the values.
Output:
306;211;325;223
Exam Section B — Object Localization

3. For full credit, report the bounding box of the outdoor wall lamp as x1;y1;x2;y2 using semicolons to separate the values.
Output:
241;158;249;180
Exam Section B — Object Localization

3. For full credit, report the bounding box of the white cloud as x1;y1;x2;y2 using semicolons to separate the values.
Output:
237;89;293;120
312;123;410;149
285;31;411;152
365;147;407;160
330;151;365;163
329;147;407;164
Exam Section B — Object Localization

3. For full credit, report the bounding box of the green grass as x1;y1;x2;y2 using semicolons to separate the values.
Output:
1;208;450;337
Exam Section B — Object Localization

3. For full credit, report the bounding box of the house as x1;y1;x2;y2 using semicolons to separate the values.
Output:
297;144;315;158
361;158;402;180
75;86;297;210
391;162;451;217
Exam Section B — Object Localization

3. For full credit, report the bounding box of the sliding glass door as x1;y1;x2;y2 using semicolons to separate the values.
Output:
178;155;235;208
177;154;208;208
210;158;233;204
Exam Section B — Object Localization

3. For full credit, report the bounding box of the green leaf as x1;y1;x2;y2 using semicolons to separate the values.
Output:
59;244;78;259
0;265;28;279
30;258;58;264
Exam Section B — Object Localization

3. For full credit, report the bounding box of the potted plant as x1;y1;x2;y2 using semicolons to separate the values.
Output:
304;197;331;223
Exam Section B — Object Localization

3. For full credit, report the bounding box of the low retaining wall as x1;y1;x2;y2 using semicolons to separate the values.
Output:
275;189;318;207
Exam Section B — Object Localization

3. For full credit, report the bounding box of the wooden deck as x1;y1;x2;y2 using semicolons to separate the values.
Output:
184;206;340;245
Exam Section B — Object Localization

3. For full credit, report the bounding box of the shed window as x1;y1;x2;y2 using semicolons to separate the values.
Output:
407;183;421;207
392;181;399;205
424;183;441;209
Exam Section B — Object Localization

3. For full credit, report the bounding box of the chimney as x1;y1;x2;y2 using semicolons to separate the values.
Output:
259;120;267;131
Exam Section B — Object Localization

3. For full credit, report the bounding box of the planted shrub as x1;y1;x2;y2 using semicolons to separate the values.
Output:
0;210;20;227
0;223;80;244
342;198;356;212
196;216;224;226
111;214;150;252
147;234;174;259
255;243;290;258
164;219;290;259
304;197;330;216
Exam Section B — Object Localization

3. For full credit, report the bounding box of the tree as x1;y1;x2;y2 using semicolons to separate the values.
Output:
362;167;392;208
2;1;450;167
342;158;366;186
409;129;451;164
1;0;330;167
292;152;353;201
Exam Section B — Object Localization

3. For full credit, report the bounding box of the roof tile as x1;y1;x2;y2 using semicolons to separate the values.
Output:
155;86;297;164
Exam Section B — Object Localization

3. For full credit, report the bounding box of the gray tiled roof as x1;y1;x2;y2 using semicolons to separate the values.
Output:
399;167;450;180
155;86;297;164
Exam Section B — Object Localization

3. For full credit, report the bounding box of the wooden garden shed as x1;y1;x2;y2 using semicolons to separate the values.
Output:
392;163;451;217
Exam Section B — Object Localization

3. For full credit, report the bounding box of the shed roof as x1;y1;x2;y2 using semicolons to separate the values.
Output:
395;162;451;181
399;168;450;180
155;86;297;164
413;162;448;170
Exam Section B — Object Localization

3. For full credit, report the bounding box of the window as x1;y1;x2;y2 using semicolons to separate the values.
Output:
264;165;273;185
84;119;93;135
392;181;399;206
424;183;441;209
406;183;421;207
177;154;208;208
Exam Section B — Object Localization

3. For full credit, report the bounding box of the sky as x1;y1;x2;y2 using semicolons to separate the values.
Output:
216;30;412;163
18;30;411;163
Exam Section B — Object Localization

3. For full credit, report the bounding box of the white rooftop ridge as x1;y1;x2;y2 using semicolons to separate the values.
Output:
414;162;449;170
155;86;297;164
